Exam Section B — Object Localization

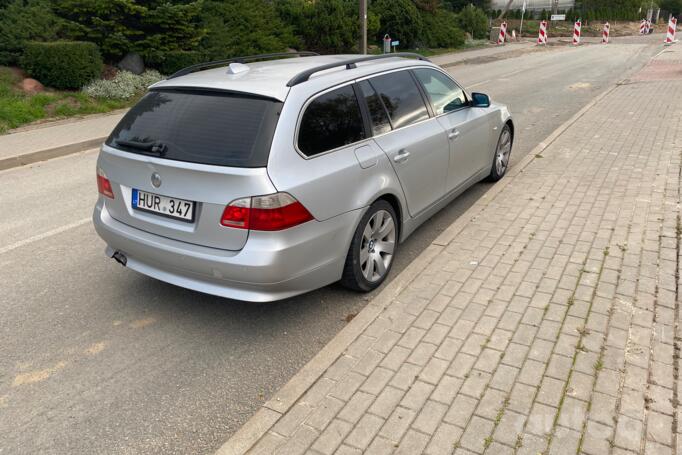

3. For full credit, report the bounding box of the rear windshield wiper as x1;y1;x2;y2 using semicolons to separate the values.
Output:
115;139;167;155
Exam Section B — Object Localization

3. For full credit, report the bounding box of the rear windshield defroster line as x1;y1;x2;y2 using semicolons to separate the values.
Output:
106;89;283;168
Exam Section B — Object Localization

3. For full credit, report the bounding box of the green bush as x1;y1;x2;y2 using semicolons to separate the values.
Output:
444;0;492;13
21;41;102;89
276;0;373;53
200;0;298;59
0;0;67;65
457;5;489;40
660;0;682;16
371;0;423;48
302;0;358;53
151;50;203;75
421;9;466;48
52;0;204;62
82;70;164;99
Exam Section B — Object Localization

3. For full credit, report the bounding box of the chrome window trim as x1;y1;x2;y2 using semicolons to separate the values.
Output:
293;65;445;160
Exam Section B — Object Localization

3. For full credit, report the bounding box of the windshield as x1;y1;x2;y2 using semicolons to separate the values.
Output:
106;90;282;167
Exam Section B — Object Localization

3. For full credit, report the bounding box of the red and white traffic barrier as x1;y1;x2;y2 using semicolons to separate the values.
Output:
665;17;677;45
537;20;548;45
602;22;610;44
572;20;581;45
497;22;507;45
640;19;647;34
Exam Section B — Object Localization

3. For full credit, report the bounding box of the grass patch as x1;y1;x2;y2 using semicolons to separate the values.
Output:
0;67;132;134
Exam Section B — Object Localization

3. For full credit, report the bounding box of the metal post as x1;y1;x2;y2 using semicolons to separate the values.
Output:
360;0;367;54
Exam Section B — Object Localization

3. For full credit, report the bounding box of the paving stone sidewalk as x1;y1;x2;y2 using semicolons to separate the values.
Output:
221;53;682;455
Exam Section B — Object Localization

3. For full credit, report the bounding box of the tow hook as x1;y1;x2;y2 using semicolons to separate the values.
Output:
112;251;127;267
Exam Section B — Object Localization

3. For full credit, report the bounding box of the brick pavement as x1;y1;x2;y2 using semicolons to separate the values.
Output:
219;50;682;455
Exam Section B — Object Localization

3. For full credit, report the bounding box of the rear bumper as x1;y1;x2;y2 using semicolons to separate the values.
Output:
93;200;362;302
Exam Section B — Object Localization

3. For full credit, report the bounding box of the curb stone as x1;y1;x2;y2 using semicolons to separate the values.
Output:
214;79;624;455
0;138;106;171
0;109;128;171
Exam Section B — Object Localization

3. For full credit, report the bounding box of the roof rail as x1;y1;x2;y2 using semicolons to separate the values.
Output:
168;52;320;79
286;53;430;87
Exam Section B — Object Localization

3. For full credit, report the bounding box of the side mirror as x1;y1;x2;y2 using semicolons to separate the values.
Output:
470;92;491;108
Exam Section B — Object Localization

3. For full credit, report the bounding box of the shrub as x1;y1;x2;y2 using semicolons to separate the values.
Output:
200;0;298;60
151;50;203;75
444;0;492;13
371;0;423;48
421;9;466;48
660;0;682;15
82;70;164;100
457;5;489;40
52;0;204;62
21;41;102;89
302;0;358;53
0;0;66;65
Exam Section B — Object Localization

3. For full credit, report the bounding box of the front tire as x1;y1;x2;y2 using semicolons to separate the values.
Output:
340;200;398;292
487;124;512;182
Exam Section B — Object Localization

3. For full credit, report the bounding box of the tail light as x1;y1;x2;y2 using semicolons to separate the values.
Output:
221;193;314;231
97;168;115;199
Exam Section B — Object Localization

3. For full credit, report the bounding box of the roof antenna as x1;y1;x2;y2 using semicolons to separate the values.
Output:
227;63;250;75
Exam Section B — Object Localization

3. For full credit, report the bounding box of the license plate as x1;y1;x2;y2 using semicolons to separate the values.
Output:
132;189;195;222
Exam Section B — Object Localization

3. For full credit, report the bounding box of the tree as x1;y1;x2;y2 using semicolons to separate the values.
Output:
414;0;443;12
53;0;203;62
660;0;682;15
200;0;297;60
457;4;488;39
371;0;423;48
0;0;67;65
443;0;492;12
421;7;465;47
301;0;358;53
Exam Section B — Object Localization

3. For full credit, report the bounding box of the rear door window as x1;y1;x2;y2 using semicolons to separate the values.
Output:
414;68;467;115
358;80;392;135
367;71;430;129
106;90;282;167
298;84;366;157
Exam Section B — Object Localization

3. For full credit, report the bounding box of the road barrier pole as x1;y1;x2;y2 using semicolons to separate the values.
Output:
537;20;548;45
497;21;507;45
665;17;677;45
572;20;581;45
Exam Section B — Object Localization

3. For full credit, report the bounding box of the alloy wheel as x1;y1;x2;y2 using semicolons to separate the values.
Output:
359;209;396;282
496;128;512;175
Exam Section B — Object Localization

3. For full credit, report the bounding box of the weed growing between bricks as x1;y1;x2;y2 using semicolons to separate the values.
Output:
576;221;631;454
671;173;681;452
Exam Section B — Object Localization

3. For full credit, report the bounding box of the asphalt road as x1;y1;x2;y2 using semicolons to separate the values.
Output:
0;36;663;455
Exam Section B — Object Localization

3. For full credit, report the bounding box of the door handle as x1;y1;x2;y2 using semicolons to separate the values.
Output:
448;129;460;140
393;150;410;163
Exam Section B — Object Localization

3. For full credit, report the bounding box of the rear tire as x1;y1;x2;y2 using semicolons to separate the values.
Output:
487;124;512;182
340;200;398;292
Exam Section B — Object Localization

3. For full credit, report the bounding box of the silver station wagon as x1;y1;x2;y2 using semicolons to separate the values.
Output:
93;52;514;302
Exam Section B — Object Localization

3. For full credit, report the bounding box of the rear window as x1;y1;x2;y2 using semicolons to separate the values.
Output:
106;90;282;167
